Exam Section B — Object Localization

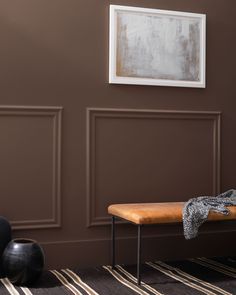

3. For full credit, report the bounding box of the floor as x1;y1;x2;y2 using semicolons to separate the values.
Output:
0;256;235;294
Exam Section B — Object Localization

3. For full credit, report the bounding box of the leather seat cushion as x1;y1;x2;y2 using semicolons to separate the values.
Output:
108;202;236;224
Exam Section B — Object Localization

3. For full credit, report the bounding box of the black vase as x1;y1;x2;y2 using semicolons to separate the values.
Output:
0;217;11;276
2;238;45;286
0;217;11;255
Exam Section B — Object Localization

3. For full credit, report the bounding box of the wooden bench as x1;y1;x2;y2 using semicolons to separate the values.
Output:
108;202;236;285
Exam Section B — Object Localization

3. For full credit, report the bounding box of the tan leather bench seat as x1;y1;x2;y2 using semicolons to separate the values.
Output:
108;202;236;224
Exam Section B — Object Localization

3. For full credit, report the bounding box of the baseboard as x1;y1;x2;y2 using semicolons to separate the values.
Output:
41;230;236;269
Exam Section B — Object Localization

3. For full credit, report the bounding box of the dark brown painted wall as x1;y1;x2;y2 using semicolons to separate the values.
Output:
0;0;235;269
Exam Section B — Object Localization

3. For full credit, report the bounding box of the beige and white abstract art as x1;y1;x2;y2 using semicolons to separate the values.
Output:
109;5;206;88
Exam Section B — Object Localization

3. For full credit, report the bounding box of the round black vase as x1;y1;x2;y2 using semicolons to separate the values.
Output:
2;239;44;286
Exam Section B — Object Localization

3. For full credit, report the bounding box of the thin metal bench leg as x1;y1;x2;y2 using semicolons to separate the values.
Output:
137;224;142;285
111;216;115;269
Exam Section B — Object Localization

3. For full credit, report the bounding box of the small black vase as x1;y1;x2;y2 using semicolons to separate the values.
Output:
2;238;44;286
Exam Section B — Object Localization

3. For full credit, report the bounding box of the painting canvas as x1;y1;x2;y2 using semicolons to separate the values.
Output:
109;5;206;88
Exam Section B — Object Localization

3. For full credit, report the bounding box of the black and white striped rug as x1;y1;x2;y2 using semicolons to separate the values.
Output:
0;257;236;294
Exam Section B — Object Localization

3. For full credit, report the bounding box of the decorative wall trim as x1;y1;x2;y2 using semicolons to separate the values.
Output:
0;105;63;230
40;222;236;245
86;108;221;227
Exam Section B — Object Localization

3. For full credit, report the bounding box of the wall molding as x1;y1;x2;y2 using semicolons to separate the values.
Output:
0;105;63;230
86;108;221;227
40;222;236;245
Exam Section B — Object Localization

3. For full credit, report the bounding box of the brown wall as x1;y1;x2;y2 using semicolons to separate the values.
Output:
0;0;236;269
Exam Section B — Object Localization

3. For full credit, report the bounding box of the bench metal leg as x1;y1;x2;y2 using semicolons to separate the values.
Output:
111;216;142;285
137;224;142;285
111;216;115;269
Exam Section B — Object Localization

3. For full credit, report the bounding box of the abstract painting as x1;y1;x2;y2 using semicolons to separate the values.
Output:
109;5;206;88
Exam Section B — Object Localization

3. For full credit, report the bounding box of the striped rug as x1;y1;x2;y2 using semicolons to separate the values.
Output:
0;257;236;294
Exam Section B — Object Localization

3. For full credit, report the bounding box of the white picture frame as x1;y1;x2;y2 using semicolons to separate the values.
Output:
109;5;206;88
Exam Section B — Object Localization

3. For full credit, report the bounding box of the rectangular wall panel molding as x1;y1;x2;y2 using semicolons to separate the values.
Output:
0;106;62;230
86;108;221;227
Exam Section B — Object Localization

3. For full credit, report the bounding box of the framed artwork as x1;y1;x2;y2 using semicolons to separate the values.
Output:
109;5;206;88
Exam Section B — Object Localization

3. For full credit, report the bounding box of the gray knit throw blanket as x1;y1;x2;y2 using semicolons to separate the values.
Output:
182;189;236;239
